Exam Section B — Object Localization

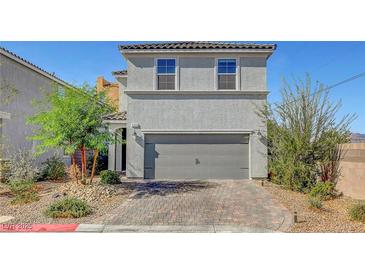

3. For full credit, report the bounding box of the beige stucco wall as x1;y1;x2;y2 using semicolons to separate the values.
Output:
96;76;119;108
337;143;365;199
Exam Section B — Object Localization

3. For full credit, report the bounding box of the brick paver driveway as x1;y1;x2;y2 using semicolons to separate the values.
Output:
102;180;292;232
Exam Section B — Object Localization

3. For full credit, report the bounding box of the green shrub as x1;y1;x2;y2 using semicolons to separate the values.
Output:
348;202;365;223
10;180;39;204
100;170;120;184
308;196;323;209
309;181;336;200
40;156;66;181
270;159;317;192
45;198;92;218
265;75;353;193
8;150;39;183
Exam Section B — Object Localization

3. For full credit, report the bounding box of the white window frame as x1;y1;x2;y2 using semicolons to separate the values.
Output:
154;58;179;91
215;57;240;91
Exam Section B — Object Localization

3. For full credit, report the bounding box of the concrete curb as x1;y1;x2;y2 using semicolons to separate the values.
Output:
76;224;281;233
76;224;105;233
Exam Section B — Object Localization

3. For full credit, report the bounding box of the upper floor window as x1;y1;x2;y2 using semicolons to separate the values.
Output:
157;59;176;90
217;59;236;90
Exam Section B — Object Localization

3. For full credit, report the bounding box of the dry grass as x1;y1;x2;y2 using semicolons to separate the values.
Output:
264;181;365;232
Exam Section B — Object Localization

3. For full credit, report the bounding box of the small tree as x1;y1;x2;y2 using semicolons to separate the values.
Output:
28;84;117;183
264;75;355;191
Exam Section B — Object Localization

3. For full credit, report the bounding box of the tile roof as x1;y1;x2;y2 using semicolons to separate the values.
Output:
0;46;71;87
103;111;127;121
119;41;276;51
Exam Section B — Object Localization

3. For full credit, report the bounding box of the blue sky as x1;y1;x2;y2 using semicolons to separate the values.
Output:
1;41;365;133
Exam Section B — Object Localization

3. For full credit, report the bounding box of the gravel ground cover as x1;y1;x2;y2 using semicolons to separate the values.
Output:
0;179;132;224
264;181;365;232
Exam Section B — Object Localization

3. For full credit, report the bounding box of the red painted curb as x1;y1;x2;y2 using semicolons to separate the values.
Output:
0;224;79;232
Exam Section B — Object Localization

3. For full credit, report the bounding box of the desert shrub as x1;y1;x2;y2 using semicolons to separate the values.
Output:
40;156;66;181
309;181;336;200
8;150;39;183
264;75;354;192
348;202;365;223
269;153;317;192
67;164;81;182
308;196;323;209
10;180;39;204
100;170;120;185
45;198;92;218
87;153;108;175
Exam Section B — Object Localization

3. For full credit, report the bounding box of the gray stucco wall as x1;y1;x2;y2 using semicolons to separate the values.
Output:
240;57;267;91
126;57;154;91
115;76;128;111
179;57;215;90
0;53;66;165
125;53;268;91
122;51;271;179
126;93;267;178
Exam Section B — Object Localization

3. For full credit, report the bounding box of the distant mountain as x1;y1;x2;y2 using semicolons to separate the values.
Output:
351;133;365;143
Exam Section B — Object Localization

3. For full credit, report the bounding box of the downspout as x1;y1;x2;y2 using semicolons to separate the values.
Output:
114;132;117;170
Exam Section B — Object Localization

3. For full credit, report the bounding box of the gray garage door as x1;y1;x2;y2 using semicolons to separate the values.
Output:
144;134;249;180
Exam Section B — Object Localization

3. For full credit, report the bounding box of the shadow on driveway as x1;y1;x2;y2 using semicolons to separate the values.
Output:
117;180;218;199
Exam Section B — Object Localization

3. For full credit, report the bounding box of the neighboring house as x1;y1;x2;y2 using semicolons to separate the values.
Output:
96;76;119;108
0;47;70;177
104;41;276;180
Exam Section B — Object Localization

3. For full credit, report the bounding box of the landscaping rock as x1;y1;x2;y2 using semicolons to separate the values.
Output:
52;193;62;199
0;180;132;224
0;215;14;223
58;181;117;204
264;181;365;232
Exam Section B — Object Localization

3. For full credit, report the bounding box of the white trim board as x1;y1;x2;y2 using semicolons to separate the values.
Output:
122;49;274;54
125;90;269;96
141;129;254;134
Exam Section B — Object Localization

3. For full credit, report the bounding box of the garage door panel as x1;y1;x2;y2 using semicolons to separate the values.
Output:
154;167;249;180
145;134;249;144
154;146;248;167
144;134;249;179
154;143;248;155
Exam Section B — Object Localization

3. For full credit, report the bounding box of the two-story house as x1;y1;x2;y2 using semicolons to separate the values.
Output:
105;42;276;180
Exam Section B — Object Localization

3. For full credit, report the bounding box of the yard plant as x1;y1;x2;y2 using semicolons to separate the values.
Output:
45;197;92;218
40;156;66;181
8;149;39;183
10;180;39;204
100;170;120;184
309;181;336;200
264;75;355;192
28;85;119;184
348;202;365;223
307;196;323;209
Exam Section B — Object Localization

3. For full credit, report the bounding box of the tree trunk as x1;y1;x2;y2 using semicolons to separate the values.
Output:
89;149;99;184
81;145;87;184
72;153;78;183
